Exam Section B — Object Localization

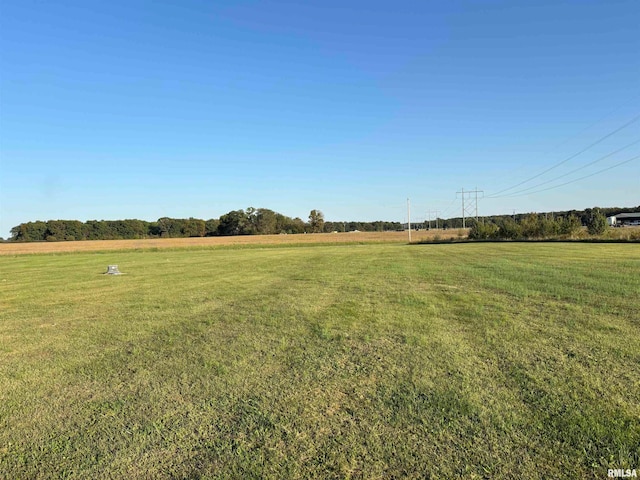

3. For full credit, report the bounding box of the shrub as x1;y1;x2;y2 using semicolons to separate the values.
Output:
468;222;499;240
520;214;542;239
539;217;560;237
498;218;522;239
559;215;582;236
585;208;608;235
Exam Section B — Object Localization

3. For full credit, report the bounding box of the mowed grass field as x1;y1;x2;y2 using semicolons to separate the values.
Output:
1;242;639;479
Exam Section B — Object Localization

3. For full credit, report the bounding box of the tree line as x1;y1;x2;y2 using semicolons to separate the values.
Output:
428;205;639;231
8;205;638;242
8;208;405;242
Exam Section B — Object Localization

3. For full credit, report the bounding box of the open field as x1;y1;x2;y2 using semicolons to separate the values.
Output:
2;226;638;256
1;242;639;478
0;229;467;255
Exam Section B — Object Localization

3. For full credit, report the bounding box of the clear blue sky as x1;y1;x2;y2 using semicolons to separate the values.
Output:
1;0;639;237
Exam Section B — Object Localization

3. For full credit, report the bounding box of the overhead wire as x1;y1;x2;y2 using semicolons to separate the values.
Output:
486;137;640;198
489;94;640;184
487;112;640;197
409;101;640;221
498;153;640;198
436;197;459;219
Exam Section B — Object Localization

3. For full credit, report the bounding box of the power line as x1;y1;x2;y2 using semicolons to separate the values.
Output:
499;153;640;198
487;113;640;197
544;94;640;151
438;197;459;219
487;138;640;198
490;95;640;185
405;112;639;222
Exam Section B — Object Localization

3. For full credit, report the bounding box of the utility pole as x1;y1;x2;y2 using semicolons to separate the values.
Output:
407;198;411;242
459;187;465;228
456;188;484;228
427;210;439;230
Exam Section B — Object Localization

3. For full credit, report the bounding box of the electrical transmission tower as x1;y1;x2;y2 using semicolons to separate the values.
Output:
456;188;484;228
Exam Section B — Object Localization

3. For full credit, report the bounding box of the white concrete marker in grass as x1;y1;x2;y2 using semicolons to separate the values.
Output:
105;265;122;275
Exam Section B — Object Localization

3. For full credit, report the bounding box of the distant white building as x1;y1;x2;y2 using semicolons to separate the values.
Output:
607;212;640;227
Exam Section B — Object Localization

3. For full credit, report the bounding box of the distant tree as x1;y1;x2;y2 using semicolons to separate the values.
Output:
443;217;464;229
559;215;582;236
125;219;148;238
309;210;325;233
156;217;173;238
46;220;68;241
468;222;499;240
519;214;540;238
105;220;129;239
244;207;258;235
86;220;108;240
182;218;205;237
274;213;289;233
10;221;48;241
539;216;559;238
154;218;181;237
465;218;479;229
148;222;161;237
255;209;277;235
585;207;607;235
205;219;220;236
290;217;306;234
9;225;23;242
495;218;521;239
218;210;250;236
62;220;85;241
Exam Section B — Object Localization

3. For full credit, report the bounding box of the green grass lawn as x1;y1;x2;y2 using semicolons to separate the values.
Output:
1;243;639;479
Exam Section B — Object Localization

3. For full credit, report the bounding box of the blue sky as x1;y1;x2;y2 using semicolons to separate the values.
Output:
1;0;638;237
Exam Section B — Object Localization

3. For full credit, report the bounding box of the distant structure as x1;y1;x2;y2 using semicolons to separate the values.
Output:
105;265;122;275
607;212;640;227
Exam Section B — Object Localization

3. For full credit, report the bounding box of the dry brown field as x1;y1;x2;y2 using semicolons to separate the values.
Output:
0;229;467;255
